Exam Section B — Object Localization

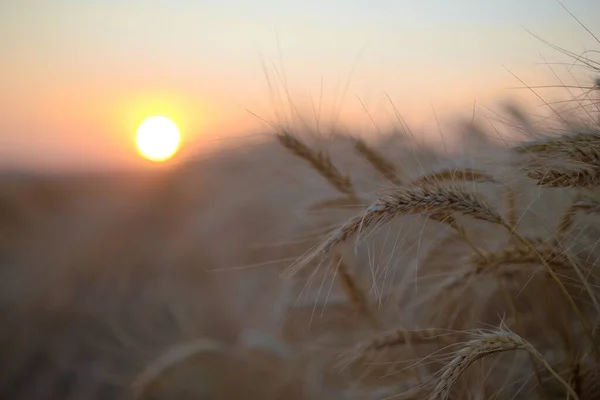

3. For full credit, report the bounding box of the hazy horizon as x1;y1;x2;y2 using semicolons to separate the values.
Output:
2;0;599;172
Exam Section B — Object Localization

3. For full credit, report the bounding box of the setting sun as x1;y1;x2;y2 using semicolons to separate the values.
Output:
136;116;181;162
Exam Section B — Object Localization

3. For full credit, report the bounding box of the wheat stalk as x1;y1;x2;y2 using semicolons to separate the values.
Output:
501;230;598;352
131;338;225;399
309;196;366;211
506;186;518;229
339;328;459;369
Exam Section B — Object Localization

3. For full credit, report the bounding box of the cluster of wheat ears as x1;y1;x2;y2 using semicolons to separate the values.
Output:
276;126;600;399
132;119;600;399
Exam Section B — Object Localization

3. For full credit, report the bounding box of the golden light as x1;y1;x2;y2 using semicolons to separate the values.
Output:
136;116;181;162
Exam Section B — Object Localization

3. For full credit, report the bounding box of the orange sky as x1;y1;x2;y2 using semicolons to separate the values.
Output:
1;0;599;172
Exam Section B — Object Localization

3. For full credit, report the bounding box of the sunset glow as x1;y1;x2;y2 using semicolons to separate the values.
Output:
136;116;181;162
2;1;599;171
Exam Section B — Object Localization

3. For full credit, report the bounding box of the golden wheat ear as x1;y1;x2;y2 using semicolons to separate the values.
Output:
329;185;506;247
407;167;519;228
429;330;578;400
514;130;600;165
525;166;600;188
284;184;505;278
276;132;356;198
515;130;600;187
354;138;401;184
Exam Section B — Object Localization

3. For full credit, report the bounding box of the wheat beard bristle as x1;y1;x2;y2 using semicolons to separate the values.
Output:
408;168;496;187
337;328;459;369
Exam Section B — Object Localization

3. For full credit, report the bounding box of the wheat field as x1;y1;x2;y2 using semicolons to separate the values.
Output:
2;30;600;400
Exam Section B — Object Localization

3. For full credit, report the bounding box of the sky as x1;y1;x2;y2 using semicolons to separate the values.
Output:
1;0;599;172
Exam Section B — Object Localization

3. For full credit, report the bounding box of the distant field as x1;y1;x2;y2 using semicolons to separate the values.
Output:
2;116;600;399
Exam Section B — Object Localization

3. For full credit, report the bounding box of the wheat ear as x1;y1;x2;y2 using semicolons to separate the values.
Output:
514;131;600;165
277;132;356;197
287;185;504;277
429;330;578;400
409;168;518;229
525;166;600;188
326;185;504;252
354;138;401;184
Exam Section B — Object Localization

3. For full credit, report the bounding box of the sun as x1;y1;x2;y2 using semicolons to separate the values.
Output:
136;116;181;162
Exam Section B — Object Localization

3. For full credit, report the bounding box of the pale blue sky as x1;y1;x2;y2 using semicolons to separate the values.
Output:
1;0;599;171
